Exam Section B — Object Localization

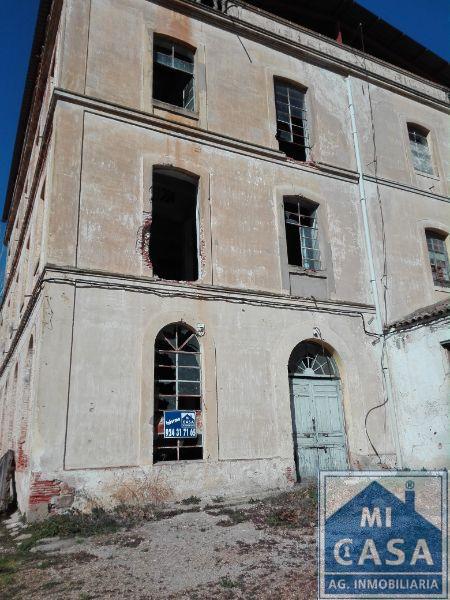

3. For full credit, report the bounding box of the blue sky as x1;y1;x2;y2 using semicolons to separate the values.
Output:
358;0;450;60
0;0;449;273
0;1;40;270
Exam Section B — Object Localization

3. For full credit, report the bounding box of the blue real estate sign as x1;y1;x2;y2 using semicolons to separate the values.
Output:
319;471;448;599
163;410;197;439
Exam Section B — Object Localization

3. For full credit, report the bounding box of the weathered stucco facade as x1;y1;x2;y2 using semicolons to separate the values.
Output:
0;0;449;519
386;301;450;470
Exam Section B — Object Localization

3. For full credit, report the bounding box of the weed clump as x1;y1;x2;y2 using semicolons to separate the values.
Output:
181;495;201;505
20;508;120;551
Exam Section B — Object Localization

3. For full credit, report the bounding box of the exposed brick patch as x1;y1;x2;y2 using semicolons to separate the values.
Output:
285;466;296;485
16;442;29;471
29;473;61;507
29;473;75;514
137;214;153;269
199;222;207;277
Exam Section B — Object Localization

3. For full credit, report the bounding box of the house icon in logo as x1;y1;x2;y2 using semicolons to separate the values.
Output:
181;412;196;428
325;480;442;576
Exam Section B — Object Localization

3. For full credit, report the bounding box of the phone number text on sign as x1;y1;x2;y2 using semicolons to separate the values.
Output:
164;427;197;438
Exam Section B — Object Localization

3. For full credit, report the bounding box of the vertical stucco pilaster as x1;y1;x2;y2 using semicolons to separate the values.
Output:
29;283;76;474
60;0;91;94
46;102;84;267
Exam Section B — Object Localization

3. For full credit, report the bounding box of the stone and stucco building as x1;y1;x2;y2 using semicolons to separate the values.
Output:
0;0;448;519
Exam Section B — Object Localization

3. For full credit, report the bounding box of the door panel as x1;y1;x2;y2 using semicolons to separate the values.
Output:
290;376;347;477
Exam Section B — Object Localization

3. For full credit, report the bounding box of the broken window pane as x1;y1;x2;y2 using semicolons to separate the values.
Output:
153;37;195;111
275;80;310;161
284;197;321;270
408;125;433;175
426;230;450;287
154;324;203;463
150;170;199;281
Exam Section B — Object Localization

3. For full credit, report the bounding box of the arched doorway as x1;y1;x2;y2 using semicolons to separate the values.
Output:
288;341;348;478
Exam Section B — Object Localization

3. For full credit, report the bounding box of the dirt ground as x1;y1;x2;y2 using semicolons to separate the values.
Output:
0;485;318;599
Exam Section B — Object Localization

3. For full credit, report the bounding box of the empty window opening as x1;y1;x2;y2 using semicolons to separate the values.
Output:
426;230;450;287
150;170;199;281
275;80;310;161
195;0;226;10
153;37;195;111
284;197;321;270
153;323;203;463
408;124;433;175
441;341;450;367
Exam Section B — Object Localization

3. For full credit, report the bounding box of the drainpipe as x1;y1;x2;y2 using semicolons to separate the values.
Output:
346;76;403;468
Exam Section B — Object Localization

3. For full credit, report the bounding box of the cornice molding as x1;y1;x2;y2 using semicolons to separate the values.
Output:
155;0;449;108
2;86;449;310
0;263;377;377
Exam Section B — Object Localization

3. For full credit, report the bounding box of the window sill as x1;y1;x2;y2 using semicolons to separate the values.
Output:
288;266;327;279
153;459;205;466
414;169;440;181
152;99;199;121
434;284;450;292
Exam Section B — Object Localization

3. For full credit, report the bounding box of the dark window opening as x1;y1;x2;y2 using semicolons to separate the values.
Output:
153;323;203;463
153;38;195;111
195;0;227;10
408;124;433;175
284;197;320;270
275;80;310;161
150;171;198;281
426;230;450;287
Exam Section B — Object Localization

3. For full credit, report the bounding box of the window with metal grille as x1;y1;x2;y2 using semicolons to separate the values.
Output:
275;80;310;161
284;197;321;270
408;124;433;175
288;341;339;378
426;230;450;287
153;37;195;111
153;323;203;463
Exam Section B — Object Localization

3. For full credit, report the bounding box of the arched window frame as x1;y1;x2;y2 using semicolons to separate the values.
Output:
407;123;434;176
288;341;339;379
153;323;203;463
153;34;196;112
274;77;311;161
148;167;200;282
283;195;321;271
425;228;450;288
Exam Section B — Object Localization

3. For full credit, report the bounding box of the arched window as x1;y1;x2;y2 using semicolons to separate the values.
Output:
288;341;338;378
153;323;203;462
150;168;199;282
407;124;433;175
426;230;450;287
153;36;195;111
274;79;310;161
283;196;321;270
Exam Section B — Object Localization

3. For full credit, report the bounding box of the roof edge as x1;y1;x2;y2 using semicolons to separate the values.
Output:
2;0;53;224
387;298;450;331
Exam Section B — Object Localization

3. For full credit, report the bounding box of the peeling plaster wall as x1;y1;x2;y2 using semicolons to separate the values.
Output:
27;279;393;509
386;319;450;469
47;106;371;303
365;182;450;323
